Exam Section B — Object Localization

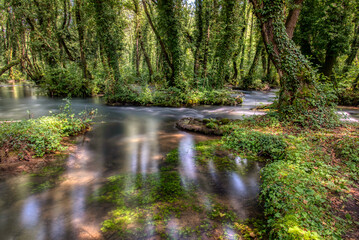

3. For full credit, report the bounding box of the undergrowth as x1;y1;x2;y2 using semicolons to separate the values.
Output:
105;86;243;107
221;115;359;239
0;100;96;159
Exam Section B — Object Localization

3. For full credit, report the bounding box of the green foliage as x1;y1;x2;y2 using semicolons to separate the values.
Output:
260;149;349;239
0;100;95;158
221;116;357;239
106;86;242;107
42;64;91;97
277;83;341;129
295;0;354;72
334;136;359;163
223;129;288;160
337;90;359;107
195;140;239;172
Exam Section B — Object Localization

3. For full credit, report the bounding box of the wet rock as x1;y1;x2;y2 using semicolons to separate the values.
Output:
176;118;226;135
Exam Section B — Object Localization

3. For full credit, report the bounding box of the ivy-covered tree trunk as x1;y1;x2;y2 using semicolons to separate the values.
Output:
193;0;203;79
250;0;335;123
0;59;21;77
157;0;182;87
242;41;263;90
92;0;121;84
75;0;89;80
213;0;237;87
142;0;173;82
343;21;359;74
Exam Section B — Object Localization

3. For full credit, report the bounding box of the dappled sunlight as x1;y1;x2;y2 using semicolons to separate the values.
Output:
224;227;238;240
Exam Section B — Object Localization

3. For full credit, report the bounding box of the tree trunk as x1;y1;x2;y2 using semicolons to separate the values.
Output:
193;0;203;79
92;0;121;84
285;0;305;39
139;36;153;79
322;46;337;78
261;48;267;75
343;23;359;74
133;0;141;77
0;59;21;77
250;0;318;115
232;54;238;82
142;0;174;81
75;0;90;80
239;4;251;80
242;41;262;89
353;72;359;89
203;17;210;78
247;10;254;62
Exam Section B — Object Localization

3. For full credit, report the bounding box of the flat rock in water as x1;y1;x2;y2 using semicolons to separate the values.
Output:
176;118;224;135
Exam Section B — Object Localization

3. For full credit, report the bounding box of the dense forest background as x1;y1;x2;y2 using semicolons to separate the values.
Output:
0;0;358;106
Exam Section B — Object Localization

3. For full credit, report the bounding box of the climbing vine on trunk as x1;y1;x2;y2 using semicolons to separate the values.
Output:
250;0;339;127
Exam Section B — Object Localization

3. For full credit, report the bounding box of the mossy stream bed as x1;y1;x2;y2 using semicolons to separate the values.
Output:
92;141;264;239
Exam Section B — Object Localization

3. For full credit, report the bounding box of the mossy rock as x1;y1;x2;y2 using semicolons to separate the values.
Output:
176;118;234;135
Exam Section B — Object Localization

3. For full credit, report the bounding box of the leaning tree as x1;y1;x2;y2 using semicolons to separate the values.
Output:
249;0;338;126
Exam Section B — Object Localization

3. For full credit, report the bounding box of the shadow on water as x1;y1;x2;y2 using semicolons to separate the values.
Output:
0;86;358;239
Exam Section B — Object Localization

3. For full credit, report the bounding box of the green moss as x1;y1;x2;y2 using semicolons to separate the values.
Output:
93;145;259;239
25;159;66;193
195;140;238;172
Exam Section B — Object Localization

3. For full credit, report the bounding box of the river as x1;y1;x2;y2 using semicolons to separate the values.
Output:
0;85;357;240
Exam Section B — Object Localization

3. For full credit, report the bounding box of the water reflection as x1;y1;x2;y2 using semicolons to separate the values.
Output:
179;133;196;180
229;173;246;195
21;196;40;227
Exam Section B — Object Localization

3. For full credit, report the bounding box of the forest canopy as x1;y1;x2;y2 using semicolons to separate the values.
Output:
0;0;358;113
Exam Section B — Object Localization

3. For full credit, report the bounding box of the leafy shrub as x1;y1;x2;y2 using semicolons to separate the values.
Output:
105;86;242;107
0;100;95;158
278;83;341;129
223;129;288;160
41;64;91;97
337;90;359;107
260;157;348;239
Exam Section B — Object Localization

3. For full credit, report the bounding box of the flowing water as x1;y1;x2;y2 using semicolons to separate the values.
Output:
0;85;357;240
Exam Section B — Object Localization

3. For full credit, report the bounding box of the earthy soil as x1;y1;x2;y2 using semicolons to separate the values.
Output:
0;138;76;180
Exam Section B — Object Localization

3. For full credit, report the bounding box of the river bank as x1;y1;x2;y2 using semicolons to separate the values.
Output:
173;114;359;239
0;101;95;178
